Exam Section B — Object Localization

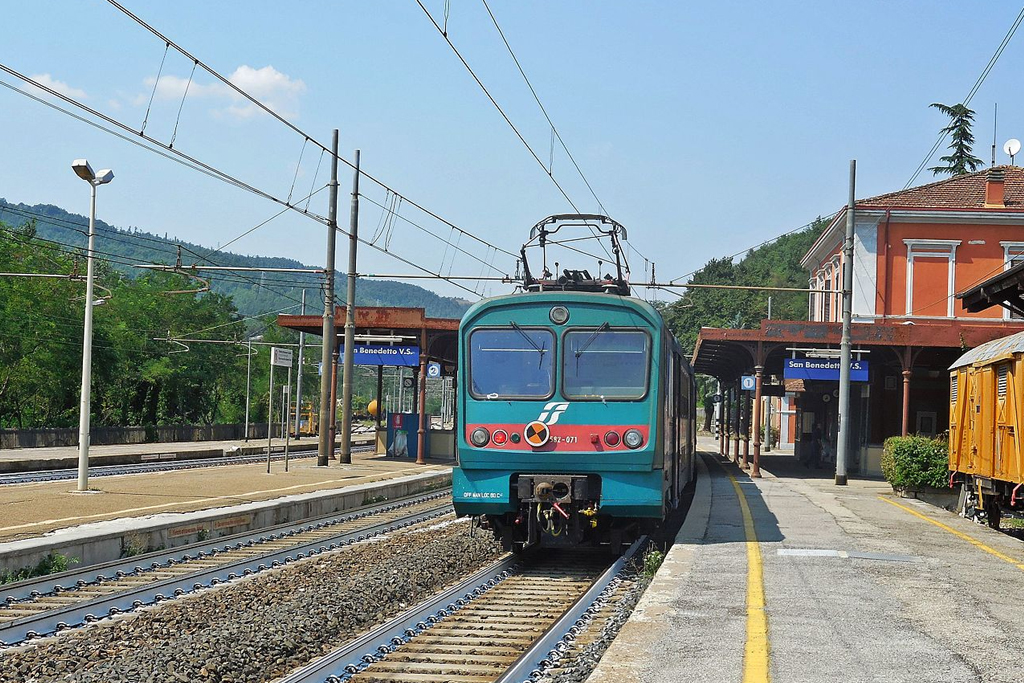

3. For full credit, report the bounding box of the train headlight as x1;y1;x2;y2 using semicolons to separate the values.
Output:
604;431;620;447
549;305;570;325
623;429;644;449
492;430;509;446
470;428;490;447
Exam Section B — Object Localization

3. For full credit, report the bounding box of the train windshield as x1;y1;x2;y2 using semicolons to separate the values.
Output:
469;327;555;399
563;329;649;400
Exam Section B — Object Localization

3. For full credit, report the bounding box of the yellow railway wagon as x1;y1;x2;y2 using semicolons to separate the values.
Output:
949;330;1024;527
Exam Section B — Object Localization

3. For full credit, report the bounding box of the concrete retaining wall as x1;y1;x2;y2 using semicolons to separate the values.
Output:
0;470;451;575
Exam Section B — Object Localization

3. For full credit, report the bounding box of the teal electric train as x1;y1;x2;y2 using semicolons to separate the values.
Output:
452;215;696;552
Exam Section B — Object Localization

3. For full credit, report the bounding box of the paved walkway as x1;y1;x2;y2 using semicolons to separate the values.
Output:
589;437;1024;683
0;450;450;543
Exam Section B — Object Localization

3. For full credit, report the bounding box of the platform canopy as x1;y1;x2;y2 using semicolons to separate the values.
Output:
692;319;1024;381
277;306;461;368
958;259;1024;317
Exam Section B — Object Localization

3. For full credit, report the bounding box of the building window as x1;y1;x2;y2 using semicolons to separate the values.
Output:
1001;242;1024;319
904;239;961;318
819;276;827;321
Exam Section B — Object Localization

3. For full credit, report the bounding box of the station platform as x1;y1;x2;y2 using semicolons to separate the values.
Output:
0;443;452;575
0;434;374;473
588;436;1024;683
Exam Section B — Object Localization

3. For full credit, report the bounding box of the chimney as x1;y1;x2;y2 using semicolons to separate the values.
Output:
985;167;1006;208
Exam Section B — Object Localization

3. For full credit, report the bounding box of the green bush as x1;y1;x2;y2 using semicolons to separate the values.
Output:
881;435;949;489
0;552;79;585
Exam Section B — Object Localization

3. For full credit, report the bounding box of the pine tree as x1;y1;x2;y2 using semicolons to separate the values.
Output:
928;102;983;176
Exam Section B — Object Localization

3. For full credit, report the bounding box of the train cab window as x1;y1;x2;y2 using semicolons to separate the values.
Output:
563;329;650;400
468;328;555;399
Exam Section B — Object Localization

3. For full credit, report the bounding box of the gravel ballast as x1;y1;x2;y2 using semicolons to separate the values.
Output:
0;517;503;683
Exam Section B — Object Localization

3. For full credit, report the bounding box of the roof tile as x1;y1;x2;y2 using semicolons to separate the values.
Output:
859;165;1024;209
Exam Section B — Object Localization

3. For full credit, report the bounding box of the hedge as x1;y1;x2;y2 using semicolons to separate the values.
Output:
880;435;949;490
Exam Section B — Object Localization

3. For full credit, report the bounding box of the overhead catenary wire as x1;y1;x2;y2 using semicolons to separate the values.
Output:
667;211;841;285
0;65;325;223
480;0;606;217
416;0;617;265
103;0;520;264
0;223;314;306
902;6;1024;189
359;191;507;274
1;65;509;294
7;3;523;301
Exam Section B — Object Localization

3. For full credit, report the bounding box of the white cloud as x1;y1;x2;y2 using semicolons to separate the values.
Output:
29;73;87;100
140;65;306;120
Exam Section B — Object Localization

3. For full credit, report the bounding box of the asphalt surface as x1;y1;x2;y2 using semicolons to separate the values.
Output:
0;449;450;543
588;437;1024;683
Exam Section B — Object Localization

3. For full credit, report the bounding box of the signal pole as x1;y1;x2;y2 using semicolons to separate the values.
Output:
293;289;306;439
318;130;339;466
836;160;856;486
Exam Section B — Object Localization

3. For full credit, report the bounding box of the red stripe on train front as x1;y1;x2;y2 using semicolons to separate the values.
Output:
465;424;649;452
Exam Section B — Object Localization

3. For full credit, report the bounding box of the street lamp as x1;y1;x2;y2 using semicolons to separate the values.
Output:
244;334;263;441
72;159;114;492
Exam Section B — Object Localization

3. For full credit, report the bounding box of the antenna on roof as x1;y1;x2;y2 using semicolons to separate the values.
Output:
992;103;998;167
1004;138;1021;166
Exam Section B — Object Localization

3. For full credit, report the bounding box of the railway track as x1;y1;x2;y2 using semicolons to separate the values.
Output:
0;489;451;647
0;443;376;485
280;538;646;683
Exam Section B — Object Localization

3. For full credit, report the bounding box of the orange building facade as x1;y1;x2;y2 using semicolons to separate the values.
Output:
803;167;1024;324
694;167;1024;478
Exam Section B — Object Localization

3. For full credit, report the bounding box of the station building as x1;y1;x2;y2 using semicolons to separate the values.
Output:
693;166;1024;476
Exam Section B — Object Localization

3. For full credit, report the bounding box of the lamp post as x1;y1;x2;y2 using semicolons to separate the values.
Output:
72;159;114;493
244;334;263;442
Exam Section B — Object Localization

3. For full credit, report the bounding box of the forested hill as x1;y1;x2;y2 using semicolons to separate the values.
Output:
661;217;830;355
0;199;471;319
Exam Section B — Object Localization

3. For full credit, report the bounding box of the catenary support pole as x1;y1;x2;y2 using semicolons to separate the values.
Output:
293;289;306;439
318;130;340;466
836;159;856;486
339;150;360;465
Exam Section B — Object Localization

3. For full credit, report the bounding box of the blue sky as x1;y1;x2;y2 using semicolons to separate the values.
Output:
2;1;1023;301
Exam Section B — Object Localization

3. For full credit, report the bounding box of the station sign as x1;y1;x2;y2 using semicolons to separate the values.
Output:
741;375;756;391
270;347;293;367
784;358;868;382
427;361;441;378
340;345;420;367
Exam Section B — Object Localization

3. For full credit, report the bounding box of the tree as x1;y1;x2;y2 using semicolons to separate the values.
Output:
928;102;983;176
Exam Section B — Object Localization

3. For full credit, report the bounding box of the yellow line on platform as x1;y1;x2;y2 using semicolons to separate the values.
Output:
0;475;392;535
879;496;1024;572
728;471;771;683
